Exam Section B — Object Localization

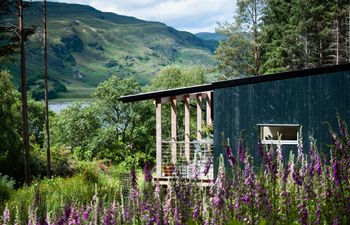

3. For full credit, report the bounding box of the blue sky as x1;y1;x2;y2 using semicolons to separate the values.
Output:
46;0;236;33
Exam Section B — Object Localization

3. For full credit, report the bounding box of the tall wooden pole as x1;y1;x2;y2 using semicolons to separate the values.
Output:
156;99;162;177
184;95;190;163
43;0;51;177
19;0;31;185
196;94;202;141
170;96;177;164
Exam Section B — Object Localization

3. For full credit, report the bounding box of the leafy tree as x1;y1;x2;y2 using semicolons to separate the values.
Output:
216;0;265;78
215;24;255;78
236;0;266;75
93;76;155;153
51;76;155;163
148;66;208;140
149;66;207;90
0;71;47;183
0;71;23;181
51;104;100;160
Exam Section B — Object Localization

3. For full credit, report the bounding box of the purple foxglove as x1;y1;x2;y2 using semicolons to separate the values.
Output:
203;157;211;176
283;162;290;184
333;217;340;225
315;201;321;225
298;202;309;225
292;165;303;186
193;205;200;221
244;161;255;187
277;143;283;163
238;139;245;163
332;158;341;186
225;146;236;167
315;154;322;175
3;205;10;223
130;167;137;188
143;162;153;183
337;113;346;137
258;141;265;159
332;133;343;151
83;206;90;220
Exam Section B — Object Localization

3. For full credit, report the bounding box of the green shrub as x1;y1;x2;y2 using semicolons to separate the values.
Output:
77;161;99;184
0;174;15;203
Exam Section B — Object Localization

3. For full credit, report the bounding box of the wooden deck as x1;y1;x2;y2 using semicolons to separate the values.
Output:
153;176;213;187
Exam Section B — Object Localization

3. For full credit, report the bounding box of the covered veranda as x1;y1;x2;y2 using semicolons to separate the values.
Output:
119;84;214;185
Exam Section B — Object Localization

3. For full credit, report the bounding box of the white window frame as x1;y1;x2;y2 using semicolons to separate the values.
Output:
258;124;300;145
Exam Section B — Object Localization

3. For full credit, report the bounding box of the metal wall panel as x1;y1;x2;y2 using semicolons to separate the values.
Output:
213;71;350;174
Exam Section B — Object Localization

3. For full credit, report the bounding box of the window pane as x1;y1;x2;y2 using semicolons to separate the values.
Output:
259;125;299;141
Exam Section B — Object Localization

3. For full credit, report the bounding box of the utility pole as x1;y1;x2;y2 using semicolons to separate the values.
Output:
43;0;51;177
18;0;31;185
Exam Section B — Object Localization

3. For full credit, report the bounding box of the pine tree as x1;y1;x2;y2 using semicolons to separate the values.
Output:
260;0;293;73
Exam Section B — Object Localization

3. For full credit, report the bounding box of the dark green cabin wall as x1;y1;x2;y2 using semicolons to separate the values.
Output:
213;71;350;172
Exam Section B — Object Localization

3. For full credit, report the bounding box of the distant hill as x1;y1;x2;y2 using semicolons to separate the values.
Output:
3;2;216;100
196;32;227;41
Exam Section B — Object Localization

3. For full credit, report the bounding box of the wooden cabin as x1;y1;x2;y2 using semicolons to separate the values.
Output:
120;64;350;181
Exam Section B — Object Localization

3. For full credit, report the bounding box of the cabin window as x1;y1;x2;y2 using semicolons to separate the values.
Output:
258;124;300;145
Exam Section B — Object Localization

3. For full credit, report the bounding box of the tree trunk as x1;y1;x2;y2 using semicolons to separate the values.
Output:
319;40;323;66
336;0;340;65
18;0;31;185
43;0;51;177
348;3;350;62
253;0;260;75
304;35;309;69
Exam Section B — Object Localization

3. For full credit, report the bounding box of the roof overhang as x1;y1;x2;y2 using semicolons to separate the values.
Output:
119;63;350;103
119;83;213;103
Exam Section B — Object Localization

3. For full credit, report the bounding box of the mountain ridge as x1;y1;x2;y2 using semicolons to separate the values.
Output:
3;1;217;100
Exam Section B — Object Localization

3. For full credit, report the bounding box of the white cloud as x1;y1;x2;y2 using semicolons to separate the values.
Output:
47;0;236;33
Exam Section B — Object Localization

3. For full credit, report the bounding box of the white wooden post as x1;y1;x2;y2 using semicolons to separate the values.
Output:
156;98;162;177
206;92;212;127
206;92;212;153
171;96;177;164
197;94;202;141
184;95;190;163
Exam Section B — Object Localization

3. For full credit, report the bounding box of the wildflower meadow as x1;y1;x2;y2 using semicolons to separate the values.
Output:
1;116;350;225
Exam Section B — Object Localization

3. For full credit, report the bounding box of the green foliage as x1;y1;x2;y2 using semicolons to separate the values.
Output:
0;174;15;202
50;76;155;164
215;25;255;79
0;71;63;183
0;71;23;182
5;160;121;217
51;103;100;159
149;66;207;90
216;0;265;78
217;0;350;76
77;161;100;184
32;144;76;177
29;79;67;100
92;76;155;160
